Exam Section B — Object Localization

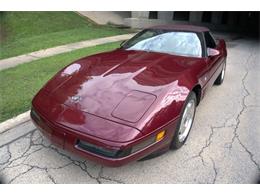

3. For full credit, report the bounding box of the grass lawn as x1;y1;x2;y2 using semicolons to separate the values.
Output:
0;12;129;59
0;41;120;122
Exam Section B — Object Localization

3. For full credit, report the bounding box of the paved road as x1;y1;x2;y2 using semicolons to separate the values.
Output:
0;38;259;184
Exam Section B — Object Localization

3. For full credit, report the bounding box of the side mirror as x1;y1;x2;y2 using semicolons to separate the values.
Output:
207;48;220;57
218;39;226;47
120;40;126;48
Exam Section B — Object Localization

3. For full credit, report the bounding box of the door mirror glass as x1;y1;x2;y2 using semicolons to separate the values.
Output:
207;48;220;57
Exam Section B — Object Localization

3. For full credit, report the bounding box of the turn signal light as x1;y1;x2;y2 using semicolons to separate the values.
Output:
156;130;165;141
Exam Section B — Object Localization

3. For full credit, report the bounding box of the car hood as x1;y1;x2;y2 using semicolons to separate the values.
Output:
43;49;202;129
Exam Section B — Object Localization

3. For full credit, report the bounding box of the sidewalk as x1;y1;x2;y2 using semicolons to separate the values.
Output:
0;33;135;71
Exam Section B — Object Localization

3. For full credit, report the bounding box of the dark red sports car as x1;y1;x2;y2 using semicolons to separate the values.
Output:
31;25;227;166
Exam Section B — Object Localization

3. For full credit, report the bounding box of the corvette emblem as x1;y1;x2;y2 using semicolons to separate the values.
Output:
71;95;81;102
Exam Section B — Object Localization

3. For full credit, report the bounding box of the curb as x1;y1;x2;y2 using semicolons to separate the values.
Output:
0;110;30;134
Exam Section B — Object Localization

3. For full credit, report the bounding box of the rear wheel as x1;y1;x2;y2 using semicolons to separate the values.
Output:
170;91;197;149
214;61;226;85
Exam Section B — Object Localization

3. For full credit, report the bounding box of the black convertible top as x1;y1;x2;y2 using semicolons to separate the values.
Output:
148;24;209;33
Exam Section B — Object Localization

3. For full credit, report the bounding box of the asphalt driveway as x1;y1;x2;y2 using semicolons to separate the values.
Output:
0;38;259;183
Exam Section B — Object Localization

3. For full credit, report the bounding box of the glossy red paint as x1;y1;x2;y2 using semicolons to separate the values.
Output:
31;25;227;166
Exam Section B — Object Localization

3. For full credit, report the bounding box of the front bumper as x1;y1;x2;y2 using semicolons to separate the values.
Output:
31;108;178;167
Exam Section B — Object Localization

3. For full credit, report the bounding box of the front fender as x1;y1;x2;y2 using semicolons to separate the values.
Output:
136;79;192;135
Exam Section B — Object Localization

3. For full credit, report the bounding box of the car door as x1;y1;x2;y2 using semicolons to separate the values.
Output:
204;32;222;87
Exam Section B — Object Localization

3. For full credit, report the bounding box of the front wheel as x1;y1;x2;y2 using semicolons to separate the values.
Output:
170;91;197;149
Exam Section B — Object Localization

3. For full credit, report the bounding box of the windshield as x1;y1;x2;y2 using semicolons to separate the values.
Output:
122;29;202;58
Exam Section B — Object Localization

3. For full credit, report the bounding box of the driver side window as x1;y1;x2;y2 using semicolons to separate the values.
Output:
204;32;216;49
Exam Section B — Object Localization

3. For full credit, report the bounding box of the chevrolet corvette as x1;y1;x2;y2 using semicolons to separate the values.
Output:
31;25;227;166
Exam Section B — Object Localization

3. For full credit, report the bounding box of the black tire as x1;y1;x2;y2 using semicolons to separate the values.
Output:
170;91;197;149
214;61;226;85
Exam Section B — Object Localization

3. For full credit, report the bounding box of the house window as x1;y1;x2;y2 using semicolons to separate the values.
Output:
173;12;190;21
149;11;158;19
202;12;212;23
